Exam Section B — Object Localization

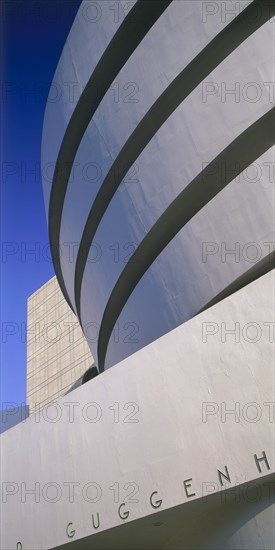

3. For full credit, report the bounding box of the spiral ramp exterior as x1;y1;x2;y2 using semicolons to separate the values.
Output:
41;0;275;372
1;2;274;548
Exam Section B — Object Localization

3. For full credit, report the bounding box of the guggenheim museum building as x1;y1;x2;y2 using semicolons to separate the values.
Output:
1;1;275;549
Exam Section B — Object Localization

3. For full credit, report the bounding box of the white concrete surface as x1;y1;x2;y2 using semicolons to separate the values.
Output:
1;271;274;549
41;0;275;369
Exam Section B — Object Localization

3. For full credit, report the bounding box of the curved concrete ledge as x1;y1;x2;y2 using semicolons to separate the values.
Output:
42;0;274;368
1;271;274;549
97;110;274;371
74;1;273;318
47;0;172;312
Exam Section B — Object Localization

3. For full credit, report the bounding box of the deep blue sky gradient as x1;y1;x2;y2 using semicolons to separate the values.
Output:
1;0;81;406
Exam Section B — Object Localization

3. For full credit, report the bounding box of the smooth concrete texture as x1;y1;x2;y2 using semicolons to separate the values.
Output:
42;0;275;370
27;277;93;414
1;271;274;549
53;475;275;550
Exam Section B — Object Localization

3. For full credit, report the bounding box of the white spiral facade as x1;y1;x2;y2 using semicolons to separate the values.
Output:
42;0;275;371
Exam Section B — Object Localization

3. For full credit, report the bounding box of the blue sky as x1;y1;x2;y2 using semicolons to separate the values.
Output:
1;0;81;406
